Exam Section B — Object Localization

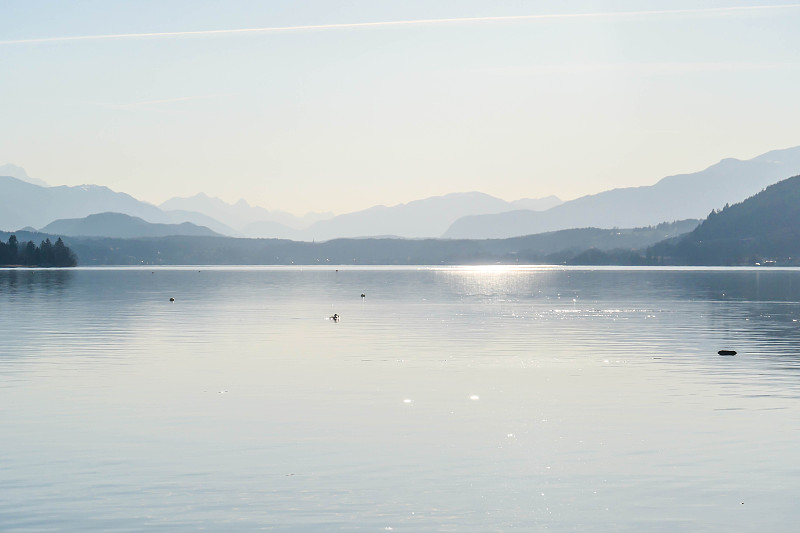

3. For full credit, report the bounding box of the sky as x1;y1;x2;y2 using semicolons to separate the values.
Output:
2;0;800;215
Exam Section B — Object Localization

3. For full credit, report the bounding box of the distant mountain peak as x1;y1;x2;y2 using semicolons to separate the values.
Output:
0;163;29;178
0;163;49;187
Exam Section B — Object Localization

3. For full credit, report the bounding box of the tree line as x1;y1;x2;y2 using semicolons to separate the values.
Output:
0;235;77;267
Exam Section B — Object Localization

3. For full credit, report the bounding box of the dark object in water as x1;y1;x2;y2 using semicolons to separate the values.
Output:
718;349;736;356
330;313;339;322
361;293;366;298
169;297;175;302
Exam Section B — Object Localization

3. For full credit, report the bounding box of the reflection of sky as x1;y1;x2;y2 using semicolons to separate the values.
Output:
2;267;800;530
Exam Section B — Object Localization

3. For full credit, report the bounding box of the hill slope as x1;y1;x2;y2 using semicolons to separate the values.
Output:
445;146;800;239
159;209;240;236
649;175;800;265
12;219;693;266
41;212;221;238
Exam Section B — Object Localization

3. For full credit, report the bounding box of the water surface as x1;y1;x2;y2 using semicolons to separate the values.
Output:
1;266;799;531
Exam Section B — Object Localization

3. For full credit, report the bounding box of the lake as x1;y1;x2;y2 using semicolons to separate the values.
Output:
1;266;799;532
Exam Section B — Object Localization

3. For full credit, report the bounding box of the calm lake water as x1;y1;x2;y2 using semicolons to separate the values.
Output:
1;266;800;532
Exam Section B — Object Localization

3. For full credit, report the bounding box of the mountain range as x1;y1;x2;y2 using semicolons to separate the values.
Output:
2;219;697;266
0;172;561;240
290;192;563;241
159;191;562;239
444;146;800;238
3;145;800;241
8;171;800;266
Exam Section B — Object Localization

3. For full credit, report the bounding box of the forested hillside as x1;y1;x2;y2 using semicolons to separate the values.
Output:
647;175;800;265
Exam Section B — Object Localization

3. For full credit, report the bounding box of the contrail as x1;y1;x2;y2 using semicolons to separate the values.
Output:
2;4;800;45
112;94;232;108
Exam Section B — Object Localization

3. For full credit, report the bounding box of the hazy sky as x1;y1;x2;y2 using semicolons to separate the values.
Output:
2;0;800;214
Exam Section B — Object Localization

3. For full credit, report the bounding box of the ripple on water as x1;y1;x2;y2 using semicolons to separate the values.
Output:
2;267;800;530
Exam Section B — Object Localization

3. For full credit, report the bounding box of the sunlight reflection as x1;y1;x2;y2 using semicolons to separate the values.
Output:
437;265;560;298
449;265;561;274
